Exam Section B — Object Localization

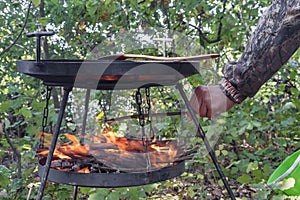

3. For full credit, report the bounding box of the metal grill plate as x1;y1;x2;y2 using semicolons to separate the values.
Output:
38;158;185;187
17;60;200;89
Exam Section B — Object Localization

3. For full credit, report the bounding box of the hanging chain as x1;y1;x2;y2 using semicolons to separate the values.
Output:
135;87;151;169
40;86;52;149
145;87;151;119
135;88;145;127
145;87;154;139
135;87;154;140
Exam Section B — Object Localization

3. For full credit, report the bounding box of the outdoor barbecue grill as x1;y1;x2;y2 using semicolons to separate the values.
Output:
17;59;200;89
17;32;236;200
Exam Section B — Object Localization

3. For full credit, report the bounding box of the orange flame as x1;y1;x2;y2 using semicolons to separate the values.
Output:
77;167;90;173
103;130;147;152
38;129;180;172
58;134;89;158
101;128;179;168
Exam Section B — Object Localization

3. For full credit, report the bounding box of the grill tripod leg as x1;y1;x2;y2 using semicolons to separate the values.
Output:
36;86;72;200
176;83;236;200
73;186;78;200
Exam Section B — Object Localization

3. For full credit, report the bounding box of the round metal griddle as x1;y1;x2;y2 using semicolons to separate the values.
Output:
38;158;185;188
17;60;200;90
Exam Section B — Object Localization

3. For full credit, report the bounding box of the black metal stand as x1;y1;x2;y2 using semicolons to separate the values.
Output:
176;83;236;200
80;89;91;144
36;86;72;200
21;31;224;199
73;186;78;200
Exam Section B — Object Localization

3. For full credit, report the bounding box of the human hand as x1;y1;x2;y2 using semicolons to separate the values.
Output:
189;85;235;118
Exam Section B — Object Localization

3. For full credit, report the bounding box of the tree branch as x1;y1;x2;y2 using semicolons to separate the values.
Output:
0;123;22;178
0;2;32;57
189;0;227;45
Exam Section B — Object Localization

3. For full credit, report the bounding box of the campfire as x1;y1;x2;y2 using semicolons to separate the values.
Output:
37;127;185;173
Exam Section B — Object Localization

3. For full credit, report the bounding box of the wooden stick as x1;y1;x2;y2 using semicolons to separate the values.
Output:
98;53;219;61
105;111;185;123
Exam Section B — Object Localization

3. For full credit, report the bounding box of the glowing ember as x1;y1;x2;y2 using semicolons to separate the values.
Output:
77;167;90;173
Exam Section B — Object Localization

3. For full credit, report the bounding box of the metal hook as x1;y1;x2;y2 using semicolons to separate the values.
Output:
26;31;55;62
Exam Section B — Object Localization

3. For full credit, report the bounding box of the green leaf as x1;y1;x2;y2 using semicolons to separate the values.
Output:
246;123;253;130
89;188;110;200
0;172;10;188
0;100;11;113
263;164;273;177
246;161;258;173
128;187;140;199
252;183;272;199
107;192;120;200
221;150;228;156
237;174;252;184
281;117;296;127
230;167;239;175
0;165;10;175
197;174;204;179
39;17;49;26
290;87;299;96
187;187;195;198
80;187;93;195
142;184;157;193
23;166;36;178
86;1;98;17
252;121;262;128
56;190;70;200
88;191;106;200
235;159;250;172
165;180;172;187
32;0;41;7
19;107;32;118
115;187;129;195
282;102;296;110
252;169;263;181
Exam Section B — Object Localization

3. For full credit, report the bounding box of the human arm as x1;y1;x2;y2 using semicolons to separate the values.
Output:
221;0;300;103
191;0;300;118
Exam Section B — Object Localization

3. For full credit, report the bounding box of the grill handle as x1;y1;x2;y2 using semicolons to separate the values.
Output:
26;31;55;62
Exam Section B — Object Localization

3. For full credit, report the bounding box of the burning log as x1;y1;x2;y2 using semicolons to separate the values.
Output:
37;129;189;173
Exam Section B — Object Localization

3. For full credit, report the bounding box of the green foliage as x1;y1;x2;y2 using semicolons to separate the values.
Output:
0;165;11;188
0;0;299;199
32;0;41;7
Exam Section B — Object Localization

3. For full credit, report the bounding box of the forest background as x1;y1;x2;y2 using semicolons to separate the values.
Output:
0;0;299;199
